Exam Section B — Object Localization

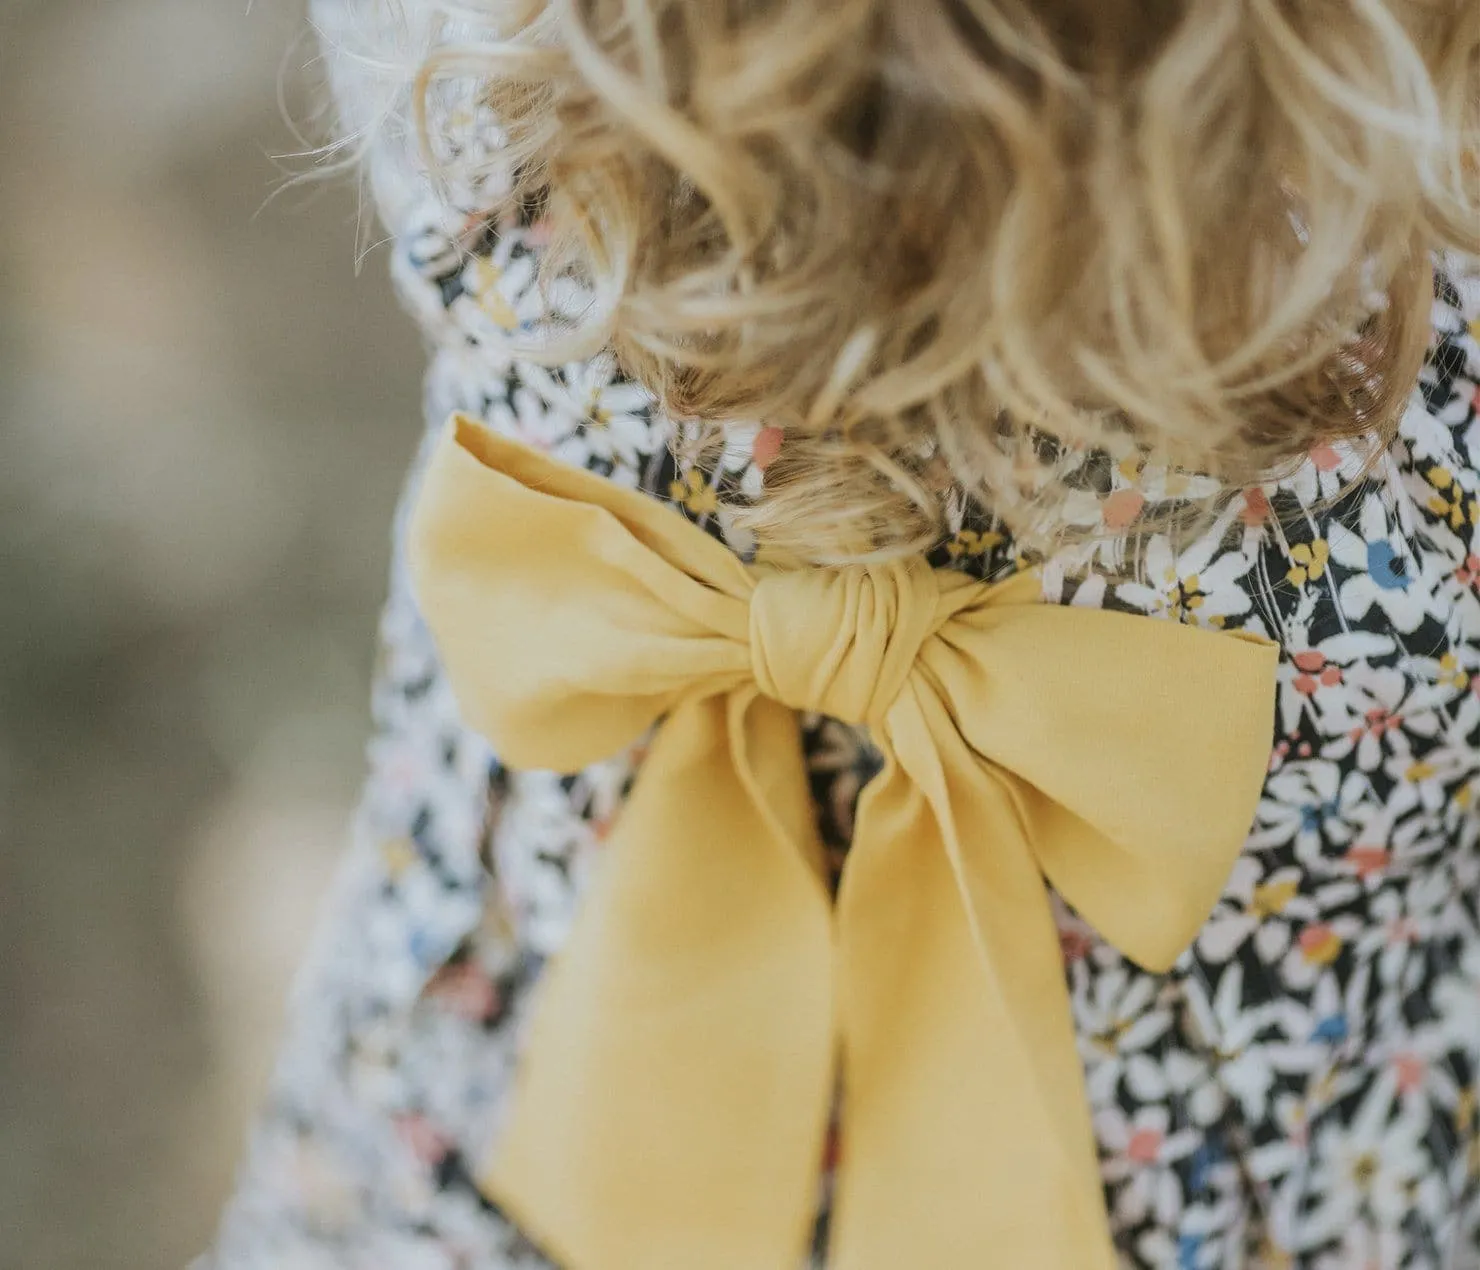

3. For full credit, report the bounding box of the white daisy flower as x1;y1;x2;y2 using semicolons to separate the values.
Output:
1326;491;1436;635
1275;440;1368;508
1095;1103;1201;1228
1075;965;1176;1107
1300;1078;1430;1244
1183;961;1295;1122
1115;531;1255;627
1198;855;1318;965
457;241;544;338
1247;758;1377;859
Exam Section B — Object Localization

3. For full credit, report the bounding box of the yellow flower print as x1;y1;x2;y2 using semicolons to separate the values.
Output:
1089;1018;1136;1058
1284;539;1330;588
1455;1086;1478;1135
1405;760;1436;782
1425;465;1479;532
1351;1151;1380;1190
669;468;719;517
945;529;1004;560
381;838;418;879
1168;573;1207;619
472;257;520;330
1459;1087;1480;1176
1251;877;1299;918
1298;923;1343;966
1440;652;1470;692
1256;1243;1294;1270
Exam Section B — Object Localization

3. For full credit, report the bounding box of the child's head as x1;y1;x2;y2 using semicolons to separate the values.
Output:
414;0;1478;558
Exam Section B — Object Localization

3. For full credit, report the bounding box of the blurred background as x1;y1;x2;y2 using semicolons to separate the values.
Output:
0;2;425;1266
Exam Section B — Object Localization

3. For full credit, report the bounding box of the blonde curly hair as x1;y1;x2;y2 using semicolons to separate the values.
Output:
408;0;1478;561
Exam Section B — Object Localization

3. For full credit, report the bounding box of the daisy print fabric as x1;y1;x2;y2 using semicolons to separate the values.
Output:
202;7;1480;1266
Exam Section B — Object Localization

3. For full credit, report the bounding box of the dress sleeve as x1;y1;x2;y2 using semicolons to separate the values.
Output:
198;7;558;1266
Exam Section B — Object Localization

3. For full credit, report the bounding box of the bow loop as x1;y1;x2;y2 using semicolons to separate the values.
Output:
408;415;754;773
922;603;1278;971
749;560;939;726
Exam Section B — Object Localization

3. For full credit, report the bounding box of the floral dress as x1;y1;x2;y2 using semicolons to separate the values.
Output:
201;10;1480;1269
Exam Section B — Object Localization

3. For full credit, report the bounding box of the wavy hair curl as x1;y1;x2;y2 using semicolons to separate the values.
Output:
412;0;1479;558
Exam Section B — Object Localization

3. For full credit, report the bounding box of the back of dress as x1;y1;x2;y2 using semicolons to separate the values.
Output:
201;3;1480;1267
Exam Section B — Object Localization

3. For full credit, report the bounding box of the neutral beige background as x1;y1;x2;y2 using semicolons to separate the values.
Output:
1;2;425;1266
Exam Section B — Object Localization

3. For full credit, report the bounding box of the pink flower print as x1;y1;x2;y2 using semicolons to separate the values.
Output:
1393;1053;1425;1096
1344;844;1390;880
1102;489;1145;531
1349;706;1401;745
1455;553;1480;588
1126;1126;1164;1165
751;426;783;471
1291;650;1343;696
394;1113;452;1167
1310;444;1343;472
1242;487;1272;527
1299;924;1344;966
425;960;501;1022
1060;926;1094;966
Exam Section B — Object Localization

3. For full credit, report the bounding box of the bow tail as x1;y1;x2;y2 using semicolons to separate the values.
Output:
484;690;837;1270
828;682;1117;1270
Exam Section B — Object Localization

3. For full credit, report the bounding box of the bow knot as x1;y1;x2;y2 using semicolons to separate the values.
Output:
407;417;1278;1270
749;561;940;726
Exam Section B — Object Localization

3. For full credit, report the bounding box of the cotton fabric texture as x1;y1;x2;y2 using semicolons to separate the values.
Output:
200;5;1480;1266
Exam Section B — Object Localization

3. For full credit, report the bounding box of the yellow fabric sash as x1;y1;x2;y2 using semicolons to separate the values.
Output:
408;415;1278;1270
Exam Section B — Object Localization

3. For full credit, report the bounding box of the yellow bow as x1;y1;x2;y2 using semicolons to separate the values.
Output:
409;416;1278;1270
